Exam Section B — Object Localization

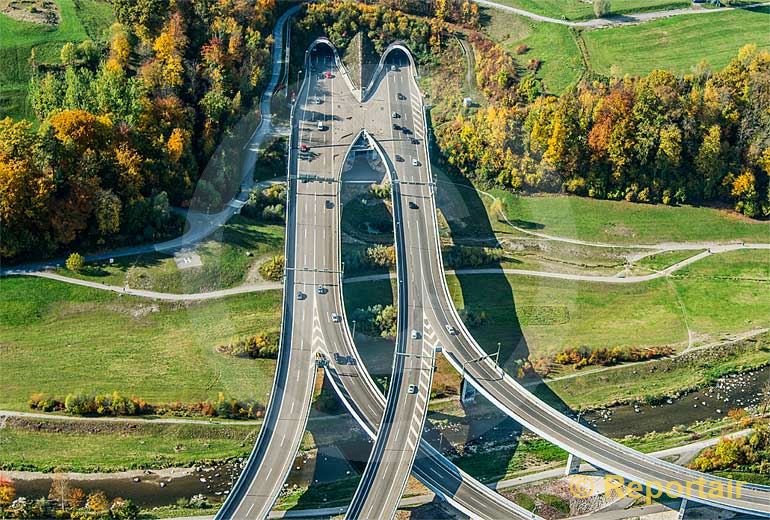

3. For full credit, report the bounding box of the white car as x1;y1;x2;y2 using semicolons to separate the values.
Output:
317;285;327;295
392;112;399;118
407;384;417;394
445;324;457;335
411;330;420;340
315;97;323;104
331;313;342;323
412;158;420;167
317;121;324;130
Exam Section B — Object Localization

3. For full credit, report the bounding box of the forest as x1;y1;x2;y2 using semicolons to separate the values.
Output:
1;0;277;260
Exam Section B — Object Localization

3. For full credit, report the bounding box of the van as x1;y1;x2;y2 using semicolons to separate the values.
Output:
317;121;324;131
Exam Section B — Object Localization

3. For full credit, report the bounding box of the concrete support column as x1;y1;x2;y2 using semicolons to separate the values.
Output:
460;378;476;405
678;499;688;520
564;453;582;476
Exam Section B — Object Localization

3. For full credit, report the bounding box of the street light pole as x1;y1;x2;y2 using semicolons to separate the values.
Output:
352;319;357;338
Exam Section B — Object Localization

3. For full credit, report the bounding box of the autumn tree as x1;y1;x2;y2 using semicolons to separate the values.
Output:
68;488;86;510
86;491;109;513
49;474;70;511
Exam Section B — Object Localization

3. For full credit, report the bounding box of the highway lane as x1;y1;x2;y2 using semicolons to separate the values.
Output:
379;45;770;518
215;43;362;520
345;51;442;520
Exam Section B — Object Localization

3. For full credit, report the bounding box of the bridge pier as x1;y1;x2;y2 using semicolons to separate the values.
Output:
678;499;688;520
564;453;582;476
460;378;476;405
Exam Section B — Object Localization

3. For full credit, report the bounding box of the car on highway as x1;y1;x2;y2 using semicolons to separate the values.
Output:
411;137;419;145
297;291;306;301
390;65;397;71
393;123;401;130
317;121;325;130
412;158;420;166
411;329;420;339
300;143;309;152
324;71;332;79
314;97;323;104
331;312;342;323
395;154;404;162
408;384;418;394
325;200;334;209
392;112;399;118
397;93;406;100
408;201;418;209
317;285;327;295
401;127;411;135
445;324;458;335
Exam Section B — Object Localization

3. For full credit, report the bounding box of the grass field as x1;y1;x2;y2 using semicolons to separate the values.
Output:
479;7;584;93
0;276;281;411
491;192;770;245
482;0;690;21
57;216;285;293
0;419;258;472
0;0;113;119
582;7;770;77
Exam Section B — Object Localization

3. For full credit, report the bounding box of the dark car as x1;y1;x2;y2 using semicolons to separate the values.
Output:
408;201;418;209
393;123;401;131
395;154;404;162
411;137;419;145
397;93;406;100
402;127;412;135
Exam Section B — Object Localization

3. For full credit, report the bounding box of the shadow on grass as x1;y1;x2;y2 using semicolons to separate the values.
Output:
433;159;579;482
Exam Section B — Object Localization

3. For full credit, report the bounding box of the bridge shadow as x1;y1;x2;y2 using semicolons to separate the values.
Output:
431;157;580;481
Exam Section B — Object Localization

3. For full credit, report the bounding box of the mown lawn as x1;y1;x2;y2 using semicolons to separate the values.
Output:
582;6;770;77
0;0;113;119
492;192;770;245
57;216;285;293
483;0;689;21
0;276;281;411
447;272;688;362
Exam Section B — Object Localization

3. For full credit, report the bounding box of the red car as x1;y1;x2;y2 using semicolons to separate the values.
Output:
324;71;333;79
300;143;309;152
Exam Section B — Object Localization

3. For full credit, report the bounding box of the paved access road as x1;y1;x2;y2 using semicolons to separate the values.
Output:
215;44;365;520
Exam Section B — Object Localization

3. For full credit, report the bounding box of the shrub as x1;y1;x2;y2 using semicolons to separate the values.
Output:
515;44;529;55
259;255;284;281
370;182;391;199
65;252;85;272
217;332;280;359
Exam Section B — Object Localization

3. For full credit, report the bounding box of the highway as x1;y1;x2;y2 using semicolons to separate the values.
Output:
344;51;440;520
215;43;364;519
219;37;770;519
378;45;770;519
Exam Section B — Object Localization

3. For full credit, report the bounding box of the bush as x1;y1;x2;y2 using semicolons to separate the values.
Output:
553;345;674;368
217;331;280;359
65;253;85;272
259;255;284;281
515;44;529;55
370;182;391;199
